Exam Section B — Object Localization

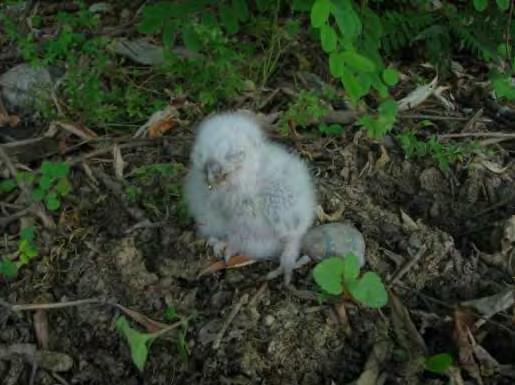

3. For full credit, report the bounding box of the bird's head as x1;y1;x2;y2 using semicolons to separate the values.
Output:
191;112;265;190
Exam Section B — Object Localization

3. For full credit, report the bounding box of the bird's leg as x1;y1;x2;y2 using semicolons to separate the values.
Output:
266;236;303;285
207;237;237;263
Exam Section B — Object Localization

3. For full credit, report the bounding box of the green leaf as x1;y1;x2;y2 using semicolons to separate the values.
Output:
320;24;337;53
496;0;509;10
45;193;60;211
116;316;155;372
15;171;34;185
313;257;345;295
293;0;314;12
340;50;376;72
382;68;399;86
319;123;344;136
39;174;53;191
164;306;178;321
18;239;38;260
0;259;18;278
340;67;366;103
219;4;239;34
0;179;17;193
473;0;488;12
31;188;45;202
311;0;331;28
342;253;360;282
182;26;201;52
55;177;72;197
347;271;388;308
162;23;175;49
425;353;453;374
20;226;35;242
52;162;70;178
329;51;344;77
332;0;361;39
379;99;398;120
232;0;249;22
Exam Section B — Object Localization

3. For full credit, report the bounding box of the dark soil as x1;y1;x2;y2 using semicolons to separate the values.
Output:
1;125;513;385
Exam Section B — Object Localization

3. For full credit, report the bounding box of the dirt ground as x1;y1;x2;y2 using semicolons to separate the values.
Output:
1;117;514;384
0;1;514;384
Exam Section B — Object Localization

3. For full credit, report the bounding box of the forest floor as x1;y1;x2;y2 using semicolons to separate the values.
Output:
0;2;514;385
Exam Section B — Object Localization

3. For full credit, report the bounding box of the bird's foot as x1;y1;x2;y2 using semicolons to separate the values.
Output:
266;255;311;285
207;237;235;263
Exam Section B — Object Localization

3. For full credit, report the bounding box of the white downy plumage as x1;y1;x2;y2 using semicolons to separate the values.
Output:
184;111;316;283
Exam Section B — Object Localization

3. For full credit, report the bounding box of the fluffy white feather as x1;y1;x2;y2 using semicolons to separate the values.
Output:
184;111;316;283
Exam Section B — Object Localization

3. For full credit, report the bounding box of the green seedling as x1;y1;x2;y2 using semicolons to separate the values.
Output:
313;253;388;308
0;225;39;279
29;160;72;211
116;313;190;371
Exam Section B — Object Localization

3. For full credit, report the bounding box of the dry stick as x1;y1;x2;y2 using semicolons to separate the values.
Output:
437;132;515;139
0;145;55;228
7;298;102;312
387;246;427;287
399;113;491;122
0;206;33;227
213;293;249;350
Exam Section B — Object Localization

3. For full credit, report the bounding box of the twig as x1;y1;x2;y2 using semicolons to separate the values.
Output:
387;246;427;287
0;206;33;228
399;113;492;122
5;298;102;312
213;293;249;349
437;132;515;140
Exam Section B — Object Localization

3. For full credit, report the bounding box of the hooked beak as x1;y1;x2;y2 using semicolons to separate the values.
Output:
205;162;226;190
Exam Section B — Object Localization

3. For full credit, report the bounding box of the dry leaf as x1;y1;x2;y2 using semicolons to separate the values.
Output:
390;290;428;357
479;160;508;174
113;303;170;333
33;310;49;350
453;308;484;385
461;288;514;325
50;120;98;140
134;105;177;138
398;76;438;111
113;144;125;180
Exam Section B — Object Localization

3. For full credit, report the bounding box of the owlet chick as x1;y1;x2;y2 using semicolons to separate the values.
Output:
184;111;316;283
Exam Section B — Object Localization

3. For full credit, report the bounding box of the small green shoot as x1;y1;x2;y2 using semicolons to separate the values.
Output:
313;254;388;308
17;225;39;268
116;316;156;372
0;259;18;279
424;353;453;374
318;123;344;136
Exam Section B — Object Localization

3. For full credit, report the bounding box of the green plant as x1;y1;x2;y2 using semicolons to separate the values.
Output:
318;122;344;136
29;161;72;211
278;90;329;134
0;225;39;279
396;131;482;172
424;353;453;374
310;0;400;138
125;163;188;222
116;312;191;371
313;254;388;308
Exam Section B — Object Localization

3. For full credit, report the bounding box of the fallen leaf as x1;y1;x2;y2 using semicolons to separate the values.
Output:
50;120;98;140
461;287;513;322
113;144;125;180
390;291;428;357
452;308;500;385
134;105;178;138
113;303;170;333
397;76;438;111
33;310;49;350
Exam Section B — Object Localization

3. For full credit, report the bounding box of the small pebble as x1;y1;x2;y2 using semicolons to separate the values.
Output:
302;222;366;266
